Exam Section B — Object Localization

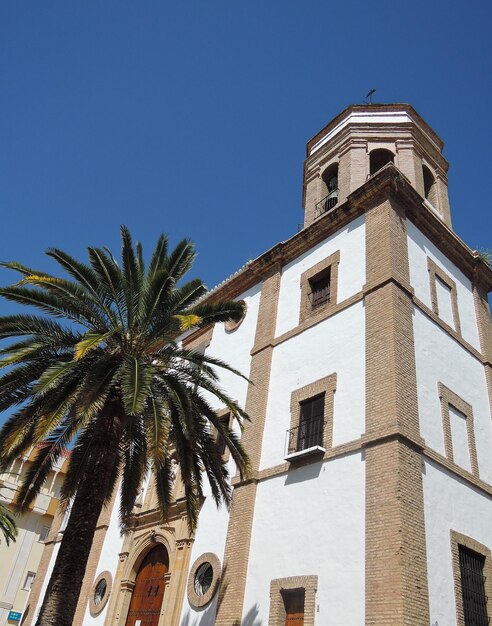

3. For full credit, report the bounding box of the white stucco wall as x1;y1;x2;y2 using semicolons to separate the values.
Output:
202;282;261;413
261;301;365;470
178;497;230;626
413;307;492;482
82;491;124;625
407;220;480;349
275;216;366;338
242;452;365;625
179;283;262;626
424;460;492;626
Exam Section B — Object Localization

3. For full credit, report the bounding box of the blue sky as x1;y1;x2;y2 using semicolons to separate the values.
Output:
0;0;491;295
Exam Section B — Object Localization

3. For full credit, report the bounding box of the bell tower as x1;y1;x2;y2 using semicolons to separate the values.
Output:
302;103;451;228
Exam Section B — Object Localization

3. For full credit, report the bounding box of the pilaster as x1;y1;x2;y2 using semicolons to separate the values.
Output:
473;280;492;417
215;265;281;626
72;484;118;626
364;196;430;625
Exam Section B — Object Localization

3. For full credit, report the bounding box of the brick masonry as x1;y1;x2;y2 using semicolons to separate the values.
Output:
268;575;318;626
215;266;281;626
364;196;430;625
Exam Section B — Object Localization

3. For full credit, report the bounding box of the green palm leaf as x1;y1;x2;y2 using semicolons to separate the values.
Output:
0;226;251;626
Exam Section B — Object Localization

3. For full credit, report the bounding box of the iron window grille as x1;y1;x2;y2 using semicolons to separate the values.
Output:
314;190;339;219
459;545;490;625
287;395;325;454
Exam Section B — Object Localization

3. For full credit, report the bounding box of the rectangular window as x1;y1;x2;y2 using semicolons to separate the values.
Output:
309;269;331;309
459;545;489;625
298;396;324;451
269;576;316;626
428;257;461;334
39;525;51;542
449;405;472;472
286;374;337;462
213;408;233;462
299;251;340;324
216;414;230;458
435;275;454;327
23;571;36;591
283;589;305;625
438;383;478;476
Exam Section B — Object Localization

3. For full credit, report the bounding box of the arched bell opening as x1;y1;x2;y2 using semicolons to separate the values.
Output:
316;163;339;218
423;164;438;208
369;149;394;176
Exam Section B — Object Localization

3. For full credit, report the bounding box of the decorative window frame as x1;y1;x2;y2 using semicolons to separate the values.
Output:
269;575;318;626
89;570;113;617
187;552;221;609
289;374;337;453
438;383;479;477
427;258;461;334
450;531;492;626
299;251;340;324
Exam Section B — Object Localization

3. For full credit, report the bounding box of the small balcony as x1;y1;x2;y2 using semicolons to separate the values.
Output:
314;190;339;219
285;416;326;462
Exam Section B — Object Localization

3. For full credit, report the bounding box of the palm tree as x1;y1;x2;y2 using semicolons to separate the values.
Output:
0;227;250;626
0;503;17;545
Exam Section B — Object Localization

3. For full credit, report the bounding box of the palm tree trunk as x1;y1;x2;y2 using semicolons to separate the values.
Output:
34;416;122;626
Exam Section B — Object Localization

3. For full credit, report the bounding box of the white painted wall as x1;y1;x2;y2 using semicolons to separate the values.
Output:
179;283;262;626
448;406;471;472
413;307;492;482
407;220;480;349
202;282;261;414
261;301;365;470
275;216;366;338
435;277;455;329
424;460;492;626
178;498;231;626
243;452;365;625
82;491;124;625
309;110;427;155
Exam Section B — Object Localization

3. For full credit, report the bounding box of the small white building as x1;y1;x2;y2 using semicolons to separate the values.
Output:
0;448;67;626
23;104;492;626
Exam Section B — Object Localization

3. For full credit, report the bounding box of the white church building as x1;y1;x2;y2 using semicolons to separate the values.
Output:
20;104;492;626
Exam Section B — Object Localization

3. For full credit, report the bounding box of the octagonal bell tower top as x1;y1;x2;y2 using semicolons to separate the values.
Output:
302;104;451;228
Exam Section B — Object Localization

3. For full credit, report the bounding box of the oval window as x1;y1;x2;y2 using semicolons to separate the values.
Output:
187;553;221;608
194;562;213;596
225;301;247;332
89;571;112;616
94;578;107;606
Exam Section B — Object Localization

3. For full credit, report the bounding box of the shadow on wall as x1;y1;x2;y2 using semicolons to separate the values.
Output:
180;562;263;625
235;604;262;626
180;603;262;626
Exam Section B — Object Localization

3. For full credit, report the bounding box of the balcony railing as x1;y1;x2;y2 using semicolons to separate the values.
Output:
314;190;339;219
285;416;326;459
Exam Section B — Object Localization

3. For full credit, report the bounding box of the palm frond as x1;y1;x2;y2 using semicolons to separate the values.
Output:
0;504;17;545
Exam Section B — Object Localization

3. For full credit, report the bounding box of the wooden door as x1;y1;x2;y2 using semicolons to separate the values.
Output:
284;590;305;625
125;544;169;626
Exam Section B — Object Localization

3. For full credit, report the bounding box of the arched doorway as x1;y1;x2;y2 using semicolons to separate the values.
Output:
125;544;169;626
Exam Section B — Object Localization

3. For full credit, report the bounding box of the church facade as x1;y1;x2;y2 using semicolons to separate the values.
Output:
22;104;492;626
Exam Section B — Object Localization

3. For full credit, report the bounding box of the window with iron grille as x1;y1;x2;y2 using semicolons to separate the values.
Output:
297;395;324;451
309;269;331;309
459;545;489;625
